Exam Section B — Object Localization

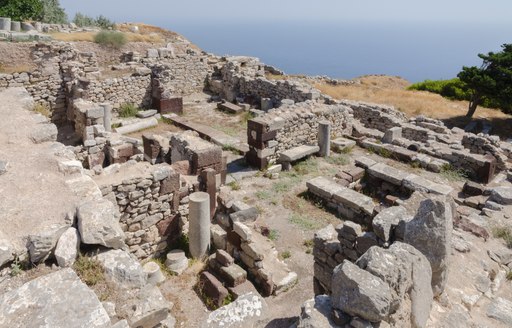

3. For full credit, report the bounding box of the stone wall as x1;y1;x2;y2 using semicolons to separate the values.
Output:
340;100;407;132
246;102;354;169
0;42;78;124
95;163;181;259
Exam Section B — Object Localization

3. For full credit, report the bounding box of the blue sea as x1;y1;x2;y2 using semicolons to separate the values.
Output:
160;21;511;82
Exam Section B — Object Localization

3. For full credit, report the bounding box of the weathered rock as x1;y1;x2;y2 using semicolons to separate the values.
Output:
30;123;58;143
0;160;7;175
28;224;69;263
372;206;407;243
229;207;259;224
0;234;14;267
331;260;392;322
490;187;512;205
404;196;453;296
77;199;126;249
95;249;147;287
119;286;172;328
488;248;512;266
204;292;267;328
487;297;512;326
297;295;339;328
165;249;188;275
0;268;111;328
54;227;80;267
143;261;166;285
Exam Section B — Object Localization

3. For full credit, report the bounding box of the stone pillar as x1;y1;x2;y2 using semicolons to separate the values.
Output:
200;168;217;220
33;22;42;32
318;121;331;157
0;17;11;31
143;261;165;285
101;103;113;132
10;21;21;32
189;192;210;258
261;98;273;112
382;127;402;144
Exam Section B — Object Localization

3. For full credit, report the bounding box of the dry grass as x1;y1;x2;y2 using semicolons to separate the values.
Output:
50;31;164;44
314;75;512;138
0;63;35;74
50;32;96;42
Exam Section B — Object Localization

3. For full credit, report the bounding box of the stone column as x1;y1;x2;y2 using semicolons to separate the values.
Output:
101;103;112;132
0;17;11;31
143;261;165;285
10;21;21;32
189;192;210;258
318;121;331;157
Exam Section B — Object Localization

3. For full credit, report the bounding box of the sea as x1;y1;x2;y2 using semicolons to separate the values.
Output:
160;21;511;83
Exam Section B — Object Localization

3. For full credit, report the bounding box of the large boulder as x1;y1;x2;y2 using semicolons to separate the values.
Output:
357;243;433;328
0;232;14;267
404;196;453;296
331;260;392;322
77;199;125;249
0;268;111;327
54;227;80;267
95;249;147;288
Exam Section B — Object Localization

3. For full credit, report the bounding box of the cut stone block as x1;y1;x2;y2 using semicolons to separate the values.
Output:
279;145;320;163
333;187;375;216
217;102;243;114
403;174;453;196
368;162;408;186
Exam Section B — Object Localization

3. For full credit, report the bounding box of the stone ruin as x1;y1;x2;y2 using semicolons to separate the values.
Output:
1;28;512;327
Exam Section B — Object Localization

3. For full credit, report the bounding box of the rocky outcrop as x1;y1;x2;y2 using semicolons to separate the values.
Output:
404;196;454;296
0;268;111;328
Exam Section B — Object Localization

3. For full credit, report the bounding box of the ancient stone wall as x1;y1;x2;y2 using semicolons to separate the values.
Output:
96;164;181;259
246;103;353;169
340;100;407;132
0;43;78;124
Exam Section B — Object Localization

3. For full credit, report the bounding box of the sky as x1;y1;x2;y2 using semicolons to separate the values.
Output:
59;0;512;25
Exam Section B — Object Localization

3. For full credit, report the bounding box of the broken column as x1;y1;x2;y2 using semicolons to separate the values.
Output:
10;21;21;32
261;98;273;111
0;17;11;31
318;121;331;157
143;261;166;285
189;192;210;258
101;103;112;132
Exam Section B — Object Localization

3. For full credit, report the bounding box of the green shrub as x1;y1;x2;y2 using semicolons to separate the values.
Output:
94;31;127;49
73;12;95;27
118;103;139;118
95;15;115;29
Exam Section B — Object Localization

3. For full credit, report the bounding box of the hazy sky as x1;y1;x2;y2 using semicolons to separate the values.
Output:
59;0;512;25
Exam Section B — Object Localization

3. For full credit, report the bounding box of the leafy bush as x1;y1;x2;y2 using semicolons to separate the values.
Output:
73;12;95;27
118;103;139;118
94;31;127;49
408;78;502;109
38;0;67;24
95;15;114;29
0;0;42;21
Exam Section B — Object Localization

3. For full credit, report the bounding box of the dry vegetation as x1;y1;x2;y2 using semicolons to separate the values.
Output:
313;75;512;138
50;31;164;44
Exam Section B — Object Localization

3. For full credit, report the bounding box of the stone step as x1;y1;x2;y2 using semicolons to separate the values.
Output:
279;145;320;162
217;101;243;114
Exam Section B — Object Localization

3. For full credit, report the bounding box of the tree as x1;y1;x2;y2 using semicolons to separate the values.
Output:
0;0;43;21
458;44;512;118
72;12;95;27
38;0;67;24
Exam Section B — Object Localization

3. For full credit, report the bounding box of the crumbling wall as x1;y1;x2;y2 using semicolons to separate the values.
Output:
340;100;407;132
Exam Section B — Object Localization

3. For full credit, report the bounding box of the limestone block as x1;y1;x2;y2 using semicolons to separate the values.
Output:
204;292;267;328
96;249;147;287
77;199;126;249
54;227;80;267
0;268;111;328
331;260;392;322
